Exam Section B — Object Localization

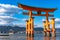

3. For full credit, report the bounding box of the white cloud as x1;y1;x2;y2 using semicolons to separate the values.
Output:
22;18;27;21
0;16;20;26
55;18;60;25
0;4;18;8
0;3;24;26
34;24;41;28
0;16;17;19
0;18;8;25
0;4;23;16
0;16;19;21
42;19;51;21
0;8;6;12
42;18;60;22
55;24;60;28
42;19;45;21
0;16;11;18
0;21;7;25
55;18;60;21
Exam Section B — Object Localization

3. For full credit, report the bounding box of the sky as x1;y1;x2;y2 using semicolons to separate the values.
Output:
0;0;60;28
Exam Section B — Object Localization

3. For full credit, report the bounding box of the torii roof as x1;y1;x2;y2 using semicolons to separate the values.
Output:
18;3;57;12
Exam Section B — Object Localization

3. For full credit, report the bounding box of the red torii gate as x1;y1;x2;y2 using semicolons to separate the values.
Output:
18;3;57;37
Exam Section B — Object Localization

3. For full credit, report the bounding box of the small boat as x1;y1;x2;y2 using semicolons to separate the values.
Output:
9;32;14;35
0;33;9;36
9;29;14;35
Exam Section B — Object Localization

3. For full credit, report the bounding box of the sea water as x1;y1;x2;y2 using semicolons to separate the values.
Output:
0;31;60;40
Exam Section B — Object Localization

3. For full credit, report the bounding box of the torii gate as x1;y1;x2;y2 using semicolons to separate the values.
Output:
18;3;57;37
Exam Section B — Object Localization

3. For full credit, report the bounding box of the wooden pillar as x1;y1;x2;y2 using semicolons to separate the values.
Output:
46;11;51;37
31;17;34;37
29;11;32;18
26;20;29;36
27;11;34;37
43;21;47;36
51;18;56;37
29;17;34;37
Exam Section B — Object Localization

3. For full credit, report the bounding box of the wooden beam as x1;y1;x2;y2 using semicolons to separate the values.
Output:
37;11;41;15
18;4;57;12
23;12;54;17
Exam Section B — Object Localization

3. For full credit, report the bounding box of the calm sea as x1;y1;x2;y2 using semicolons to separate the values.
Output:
0;31;60;40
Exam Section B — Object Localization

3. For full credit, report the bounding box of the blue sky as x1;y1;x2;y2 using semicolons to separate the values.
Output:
0;0;60;28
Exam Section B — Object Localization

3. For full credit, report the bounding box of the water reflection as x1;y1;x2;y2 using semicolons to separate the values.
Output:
52;37;56;40
44;36;56;40
44;36;50;40
26;36;34;40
